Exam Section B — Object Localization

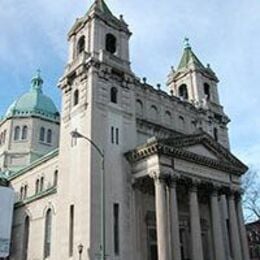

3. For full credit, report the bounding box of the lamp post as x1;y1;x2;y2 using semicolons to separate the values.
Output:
71;130;106;260
78;244;83;260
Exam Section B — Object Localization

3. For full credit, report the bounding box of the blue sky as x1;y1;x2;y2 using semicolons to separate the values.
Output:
0;0;260;170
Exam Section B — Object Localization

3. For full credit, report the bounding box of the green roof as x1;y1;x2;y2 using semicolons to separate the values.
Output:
177;38;205;70
175;38;218;81
5;71;60;122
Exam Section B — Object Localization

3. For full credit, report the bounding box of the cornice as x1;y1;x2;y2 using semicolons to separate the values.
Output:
125;133;248;175
8;149;59;181
15;186;57;209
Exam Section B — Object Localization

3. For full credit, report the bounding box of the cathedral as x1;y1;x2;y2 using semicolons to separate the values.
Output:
0;1;250;260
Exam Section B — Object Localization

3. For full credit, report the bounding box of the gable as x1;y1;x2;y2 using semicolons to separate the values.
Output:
184;144;219;161
126;132;248;175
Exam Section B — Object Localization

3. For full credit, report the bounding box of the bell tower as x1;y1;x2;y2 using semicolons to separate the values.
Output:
57;1;135;259
67;0;132;72
167;38;230;148
167;38;221;109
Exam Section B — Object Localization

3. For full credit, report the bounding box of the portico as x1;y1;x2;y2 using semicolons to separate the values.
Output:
126;133;249;260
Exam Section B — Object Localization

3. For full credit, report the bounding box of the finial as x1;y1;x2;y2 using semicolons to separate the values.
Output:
31;69;43;92
142;77;147;84
184;37;191;49
120;14;124;21
36;69;41;77
157;84;161;90
207;63;211;68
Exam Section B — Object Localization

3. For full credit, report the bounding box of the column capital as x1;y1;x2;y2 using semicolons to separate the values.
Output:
168;175;179;188
189;178;201;192
227;188;242;199
219;186;242;198
236;188;244;199
149;171;168;184
211;183;222;196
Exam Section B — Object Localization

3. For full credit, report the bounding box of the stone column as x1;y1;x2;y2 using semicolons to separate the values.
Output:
228;192;243;260
236;194;250;260
169;178;181;260
166;185;172;260
220;194;231;260
189;183;204;260
154;176;170;260
210;188;225;260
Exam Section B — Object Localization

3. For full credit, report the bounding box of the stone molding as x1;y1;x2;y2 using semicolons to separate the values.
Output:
125;133;248;175
134;172;241;198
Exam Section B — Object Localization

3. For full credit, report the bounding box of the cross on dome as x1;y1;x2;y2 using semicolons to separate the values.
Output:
31;69;44;92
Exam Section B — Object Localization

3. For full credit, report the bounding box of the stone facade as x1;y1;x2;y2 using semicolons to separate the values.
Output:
0;1;250;260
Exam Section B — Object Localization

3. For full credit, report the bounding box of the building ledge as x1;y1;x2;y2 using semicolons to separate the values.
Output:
15;186;57;208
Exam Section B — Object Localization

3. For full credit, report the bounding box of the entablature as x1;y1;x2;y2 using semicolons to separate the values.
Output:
126;133;248;180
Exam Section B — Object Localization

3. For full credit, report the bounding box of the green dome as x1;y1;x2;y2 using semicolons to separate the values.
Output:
5;71;60;122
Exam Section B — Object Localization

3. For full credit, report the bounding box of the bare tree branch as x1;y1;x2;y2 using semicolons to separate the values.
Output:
242;169;260;223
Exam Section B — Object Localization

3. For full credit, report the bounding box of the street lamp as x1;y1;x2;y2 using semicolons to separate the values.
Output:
71;130;106;260
78;244;83;260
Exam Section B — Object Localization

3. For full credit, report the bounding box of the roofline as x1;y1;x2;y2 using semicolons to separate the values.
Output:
1;114;60;125
246;219;260;226
125;132;248;175
15;186;57;208
8;148;59;181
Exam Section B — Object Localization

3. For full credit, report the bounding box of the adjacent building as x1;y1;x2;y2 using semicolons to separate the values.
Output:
246;220;260;259
0;0;250;259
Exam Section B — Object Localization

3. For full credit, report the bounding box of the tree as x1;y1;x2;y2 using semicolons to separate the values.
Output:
242;169;260;222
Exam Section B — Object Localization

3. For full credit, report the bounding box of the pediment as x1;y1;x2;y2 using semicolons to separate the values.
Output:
125;132;248;175
160;133;248;174
183;144;219;161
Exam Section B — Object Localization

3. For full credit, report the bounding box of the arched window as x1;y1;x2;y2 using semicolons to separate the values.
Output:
165;111;172;122
73;89;79;106
24;185;28;199
179;116;185;129
213;127;218;141
178;84;189;100
0;132;3;145
40;177;44;192
22;126;28;140
44;209;52;258
23;216;30;260
150;105;158;120
191;120;197;131
20;186;24;200
204;83;211;100
35;179;40;194
106;34;117;54
136;99;143;117
77;36;85;55
110;87;118;104
40;127;45;142
54;170;58;186
0;130;6;145
47;129;52;144
3;130;6;144
14;126;20;140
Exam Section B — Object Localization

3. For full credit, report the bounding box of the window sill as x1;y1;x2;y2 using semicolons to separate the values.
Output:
13;139;28;143
39;141;52;147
